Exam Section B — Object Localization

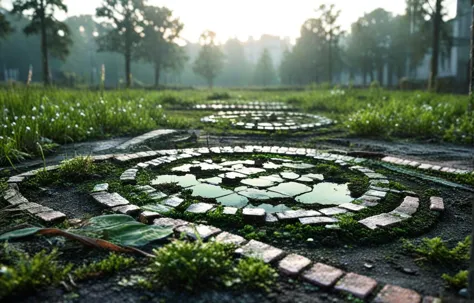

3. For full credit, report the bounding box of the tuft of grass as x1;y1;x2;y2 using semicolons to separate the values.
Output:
230;258;277;292
148;237;276;292
0;244;73;299
442;270;468;289
59;156;96;179
73;253;135;281
402;236;471;264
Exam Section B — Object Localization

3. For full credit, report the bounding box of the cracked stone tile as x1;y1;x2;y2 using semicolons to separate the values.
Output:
36;211;66;223
186;202;215;214
175;224;221;241
299;216;338;225
235;240;285;263
319;207;348;216
91;192;129;208
112;204;140;215
215;231;246;246
276;209;321;220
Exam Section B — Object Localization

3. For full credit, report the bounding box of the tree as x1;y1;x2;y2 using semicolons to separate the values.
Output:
139;6;186;87
253;48;277;86
220;38;251;86
315;4;343;83
0;2;12;39
193;30;224;89
11;0;72;85
428;0;443;91
96;0;146;88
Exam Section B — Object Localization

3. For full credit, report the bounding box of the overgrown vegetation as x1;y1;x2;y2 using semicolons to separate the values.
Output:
0;245;72;299
73;253;135;280
59;156;96;179
402;236;471;264
149;238;276;292
442;270;468;290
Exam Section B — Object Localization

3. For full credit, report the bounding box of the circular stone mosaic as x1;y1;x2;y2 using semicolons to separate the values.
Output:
201;111;333;131
5;146;442;237
193;101;293;111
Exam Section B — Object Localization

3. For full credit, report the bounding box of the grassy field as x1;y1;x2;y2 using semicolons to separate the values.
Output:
0;87;473;165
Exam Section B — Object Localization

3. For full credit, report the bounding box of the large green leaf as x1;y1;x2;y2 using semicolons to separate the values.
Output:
0;227;41;241
0;215;173;248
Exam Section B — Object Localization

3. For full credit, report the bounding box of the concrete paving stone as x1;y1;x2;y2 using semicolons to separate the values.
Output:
235;240;285;263
139;211;162;224
175;224;221;241
215;231;247;246
408;161;421;167
278;253;311;276
429;196;444;211
299;216;338;225
4;188;18;200
276;209;321;220
370;179;390;185
185;202;215;214
339;203;366;212
365;173;387;179
162;196;184;208
265;213;279;223
334;272;377;299
135;185;156;194
222;207;238;215
91;192;129;208
418;163;433;170
7;194;29;206
319;207;348;216
430;165;442;171
302;263;344;287
7;176;25;183
357;195;381;207
392;196;419;216
242;208;266;222
112;204;141;215
92;183;109;193
359;213;404;230
365;190;387;198
374;284;422;303
36;211;66;223
153;217;189;229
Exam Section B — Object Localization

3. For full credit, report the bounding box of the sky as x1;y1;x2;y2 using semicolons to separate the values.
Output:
3;0;458;43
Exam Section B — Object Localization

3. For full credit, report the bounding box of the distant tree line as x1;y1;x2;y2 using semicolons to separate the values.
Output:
0;0;453;89
279;0;452;90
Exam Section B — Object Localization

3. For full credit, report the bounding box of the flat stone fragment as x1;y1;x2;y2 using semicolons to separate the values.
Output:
163;196;184;208
265;213;279;223
299;216;338;225
185;202;215;214
153;217;189;229
36;211;66;223
365;173;387;179
91;192;129;208
139;211;162;224
242;208;266;222
276;209;321;220
236;240;285;263
302;263;344;287
175;224;221;241
392;196;419;216
429;196;444;211
418;163;433;170
339;203;366;212
112;204;140;215
222;207;238;215
359;213;404;230
92;183;109;193
374;284;421;303
365;190;387;198
335;272;377;299
319;207;348;216
7;194;29;206
215;231;246;246
7;176;25;183
278;254;311;276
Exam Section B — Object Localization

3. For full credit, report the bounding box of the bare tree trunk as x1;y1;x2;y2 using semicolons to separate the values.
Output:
39;0;50;86
429;0;442;91
328;31;332;84
125;49;131;88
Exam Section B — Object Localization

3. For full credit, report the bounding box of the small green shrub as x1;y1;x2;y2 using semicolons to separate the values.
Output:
231;258;277;291
74;253;135;280
59;156;96;179
442;270;468;289
403;236;471;264
149;239;234;291
0;245;72;299
348;177;369;197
